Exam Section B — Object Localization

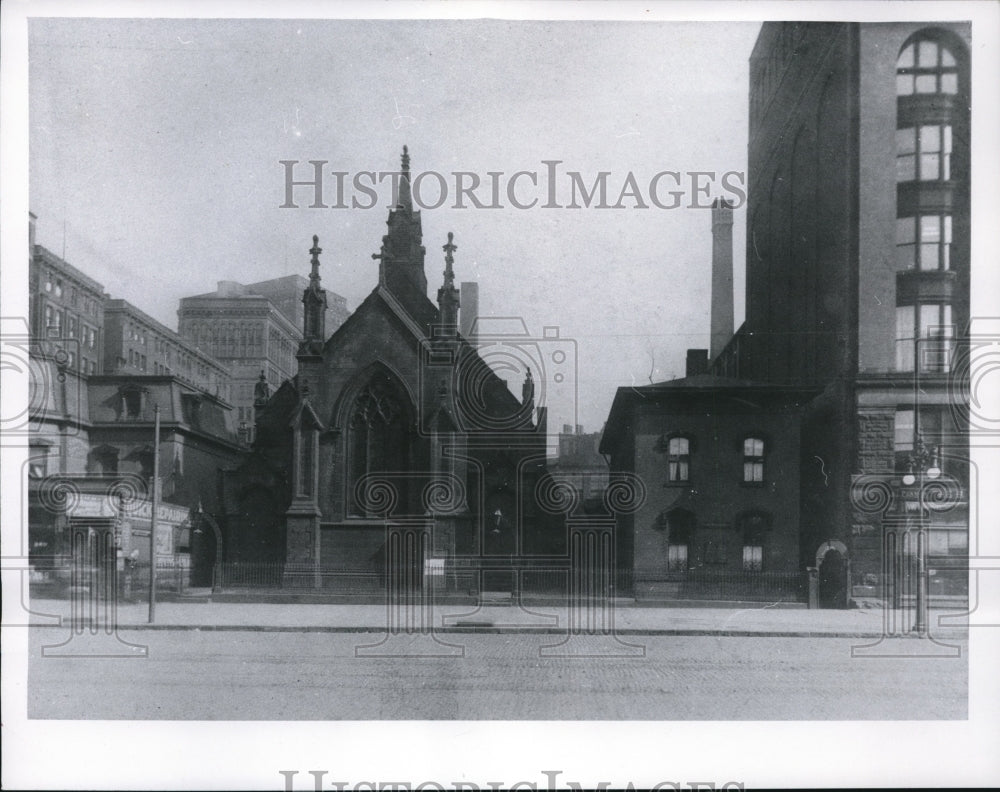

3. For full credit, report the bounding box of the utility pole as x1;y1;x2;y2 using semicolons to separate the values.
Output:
148;404;160;624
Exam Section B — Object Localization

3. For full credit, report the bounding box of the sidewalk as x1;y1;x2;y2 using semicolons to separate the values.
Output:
19;596;970;638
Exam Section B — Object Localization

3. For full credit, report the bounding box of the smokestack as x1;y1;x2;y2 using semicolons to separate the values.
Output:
460;281;479;343
710;198;734;362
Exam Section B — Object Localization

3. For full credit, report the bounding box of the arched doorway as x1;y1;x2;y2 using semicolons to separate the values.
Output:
816;541;849;609
190;508;223;587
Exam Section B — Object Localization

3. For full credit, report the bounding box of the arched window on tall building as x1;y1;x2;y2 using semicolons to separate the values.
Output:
896;38;959;96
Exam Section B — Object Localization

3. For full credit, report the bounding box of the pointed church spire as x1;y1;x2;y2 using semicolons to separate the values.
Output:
300;234;328;354
398;145;412;211
522;368;535;407
372;147;427;310
437;232;460;332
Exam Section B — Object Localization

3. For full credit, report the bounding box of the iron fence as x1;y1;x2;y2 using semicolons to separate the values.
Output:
212;560;285;589
633;568;807;602
210;561;386;592
125;559;190;597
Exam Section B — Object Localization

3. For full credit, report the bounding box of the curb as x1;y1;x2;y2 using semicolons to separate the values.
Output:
26;622;967;639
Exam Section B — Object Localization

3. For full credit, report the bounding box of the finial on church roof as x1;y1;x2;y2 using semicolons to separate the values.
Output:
442;232;456;287
397;146;413;210
309;235;322;282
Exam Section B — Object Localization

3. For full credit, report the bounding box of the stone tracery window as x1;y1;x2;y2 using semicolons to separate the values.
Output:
347;375;409;517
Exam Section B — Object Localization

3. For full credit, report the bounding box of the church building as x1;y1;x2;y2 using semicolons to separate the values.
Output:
223;148;549;589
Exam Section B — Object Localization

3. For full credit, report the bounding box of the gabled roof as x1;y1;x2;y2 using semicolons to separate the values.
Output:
318;283;526;425
288;398;324;431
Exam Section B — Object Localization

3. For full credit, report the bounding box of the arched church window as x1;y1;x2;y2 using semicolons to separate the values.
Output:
347;374;410;517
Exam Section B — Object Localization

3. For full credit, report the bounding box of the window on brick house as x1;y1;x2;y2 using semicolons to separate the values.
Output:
664;508;695;571
737;510;771;572
666;437;691;483
742;437;765;483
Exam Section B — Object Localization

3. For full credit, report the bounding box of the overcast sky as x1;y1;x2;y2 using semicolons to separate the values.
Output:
29;18;757;434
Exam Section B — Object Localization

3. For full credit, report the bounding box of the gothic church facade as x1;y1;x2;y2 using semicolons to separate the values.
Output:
223;149;549;586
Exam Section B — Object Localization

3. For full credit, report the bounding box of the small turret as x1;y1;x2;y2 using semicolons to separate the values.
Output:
299;235;328;358
437;232;460;332
522;368;535;408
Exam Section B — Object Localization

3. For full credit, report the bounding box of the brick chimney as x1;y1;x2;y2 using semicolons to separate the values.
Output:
710;197;734;362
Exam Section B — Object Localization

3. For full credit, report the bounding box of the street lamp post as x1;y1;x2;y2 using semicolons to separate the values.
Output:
901;435;941;636
148;404;161;624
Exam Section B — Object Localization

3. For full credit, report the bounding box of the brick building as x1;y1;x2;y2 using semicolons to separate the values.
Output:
27;214;245;589
29;214;107;377
601;361;819;602
103;299;233;406
601;199;821;604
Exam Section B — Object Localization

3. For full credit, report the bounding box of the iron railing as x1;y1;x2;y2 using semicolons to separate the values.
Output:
632;567;807;602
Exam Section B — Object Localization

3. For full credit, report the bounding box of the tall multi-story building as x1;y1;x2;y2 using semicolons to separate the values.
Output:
177;276;349;432
29;214;107;377
102;299;233;406
712;22;970;602
26;215;245;587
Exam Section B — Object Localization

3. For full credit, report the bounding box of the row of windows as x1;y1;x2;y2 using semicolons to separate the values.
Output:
39;270;101;316
665;437;767;484
126;323;148;345
43;305;98;348
184;322;268;360
128;350;148;371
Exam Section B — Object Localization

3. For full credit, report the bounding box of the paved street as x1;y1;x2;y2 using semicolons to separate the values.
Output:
27;629;966;720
